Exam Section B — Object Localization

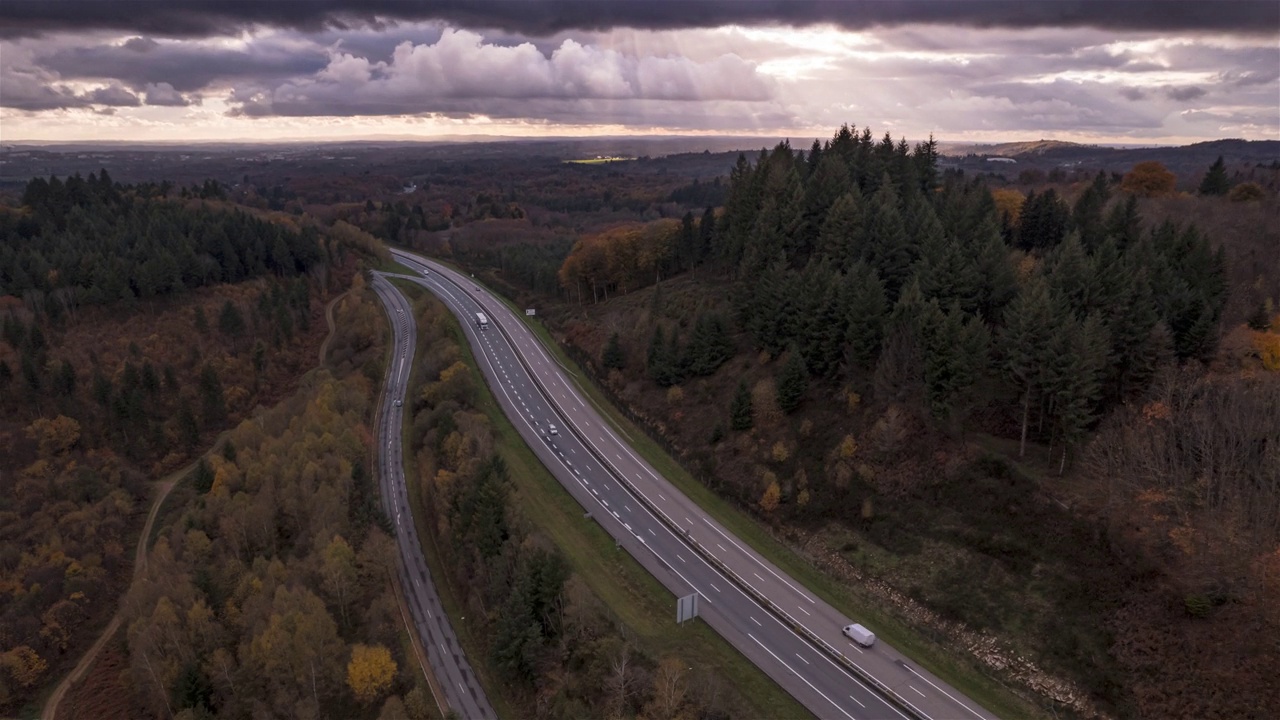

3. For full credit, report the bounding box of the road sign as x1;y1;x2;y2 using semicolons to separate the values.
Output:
526;308;536;316
676;593;699;624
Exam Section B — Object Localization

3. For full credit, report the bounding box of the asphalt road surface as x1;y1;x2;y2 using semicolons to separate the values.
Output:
389;248;999;720
370;275;496;719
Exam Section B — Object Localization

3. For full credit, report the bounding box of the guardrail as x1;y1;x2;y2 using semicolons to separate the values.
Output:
450;274;930;720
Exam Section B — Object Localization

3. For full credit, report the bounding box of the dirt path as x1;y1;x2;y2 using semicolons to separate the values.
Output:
40;445;213;720
318;290;349;367
44;287;359;720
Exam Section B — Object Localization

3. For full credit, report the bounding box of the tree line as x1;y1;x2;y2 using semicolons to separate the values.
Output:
0;171;324;316
673;125;1227;467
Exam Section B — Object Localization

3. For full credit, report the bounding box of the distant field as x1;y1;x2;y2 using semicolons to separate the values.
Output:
563;156;636;164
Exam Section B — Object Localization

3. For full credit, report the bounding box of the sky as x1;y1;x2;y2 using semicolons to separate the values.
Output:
1;1;1277;145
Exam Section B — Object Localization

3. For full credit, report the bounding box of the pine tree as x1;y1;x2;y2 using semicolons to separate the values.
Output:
218;299;245;338
1049;314;1109;473
776;347;809;413
198;362;226;426
860;177;915;299
730;381;754;431
1072;171;1111;250
843;261;887;370
1197;156;1230;196
602;332;625;371
816;190;865;270
1247;299;1273;331
998;276;1063;457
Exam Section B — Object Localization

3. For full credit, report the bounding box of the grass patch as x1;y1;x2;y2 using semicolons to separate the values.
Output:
392;279;808;719
492;302;1047;720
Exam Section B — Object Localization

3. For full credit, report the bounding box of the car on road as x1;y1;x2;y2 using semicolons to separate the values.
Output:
421;268;429;276
843;623;876;647
548;423;558;435
395;399;403;407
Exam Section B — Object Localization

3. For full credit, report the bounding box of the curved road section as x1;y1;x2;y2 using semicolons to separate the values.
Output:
370;276;496;720
391;248;998;720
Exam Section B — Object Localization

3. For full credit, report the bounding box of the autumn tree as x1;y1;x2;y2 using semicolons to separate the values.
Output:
1121;161;1177;197
347;644;397;705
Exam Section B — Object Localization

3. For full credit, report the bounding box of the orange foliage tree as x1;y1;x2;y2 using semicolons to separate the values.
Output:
558;220;680;302
1121;161;1177;197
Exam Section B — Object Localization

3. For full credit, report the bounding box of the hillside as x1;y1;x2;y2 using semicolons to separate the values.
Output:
448;124;1280;719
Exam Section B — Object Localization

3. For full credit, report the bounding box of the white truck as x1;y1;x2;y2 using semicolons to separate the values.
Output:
475;312;489;330
843;623;876;648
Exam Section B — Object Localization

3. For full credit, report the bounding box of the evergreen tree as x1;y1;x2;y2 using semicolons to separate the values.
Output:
843;261;887;370
1247;300;1273;331
816;190;865;270
177;399;200;451
1047;313;1110;472
1198;155;1230;196
685;314;733;376
602;332;625;371
923;301;989;422
776;347;809;413
198;362;226;426
730;380;754;431
0;359;10;389
1072;171;1111;250
54;359;76;397
218;300;245;338
646;325;682;386
860;176;915;299
998;275;1063;456
1017;188;1070;250
1105;194;1142;248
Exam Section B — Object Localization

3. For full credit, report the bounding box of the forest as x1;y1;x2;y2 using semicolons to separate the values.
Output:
0;175;380;716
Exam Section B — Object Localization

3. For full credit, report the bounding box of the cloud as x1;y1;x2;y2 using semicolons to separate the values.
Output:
1;1;1276;39
38;35;329;92
1119;86;1147;101
228;28;775;121
84;82;141;106
144;81;190;106
1163;85;1206;101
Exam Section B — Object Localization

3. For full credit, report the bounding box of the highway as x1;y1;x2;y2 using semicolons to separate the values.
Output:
389;247;999;720
370;275;496;720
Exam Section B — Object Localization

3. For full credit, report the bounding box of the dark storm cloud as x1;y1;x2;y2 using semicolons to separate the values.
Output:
40;37;329;92
2;0;1276;39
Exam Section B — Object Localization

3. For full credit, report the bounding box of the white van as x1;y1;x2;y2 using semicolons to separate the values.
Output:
843;623;876;648
548;424;558;435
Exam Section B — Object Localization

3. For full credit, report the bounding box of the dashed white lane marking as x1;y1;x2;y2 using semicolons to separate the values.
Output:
676;554;686;563
717;543;727;552
658;493;666;501
747;634;857;720
709;582;720;593
910;685;925;698
754;573;765;582
648;528;655;536
849;695;866;709
624;504;631;512
796;653;810;665
847;642;864;654
798;606;811;616
750;616;761;626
